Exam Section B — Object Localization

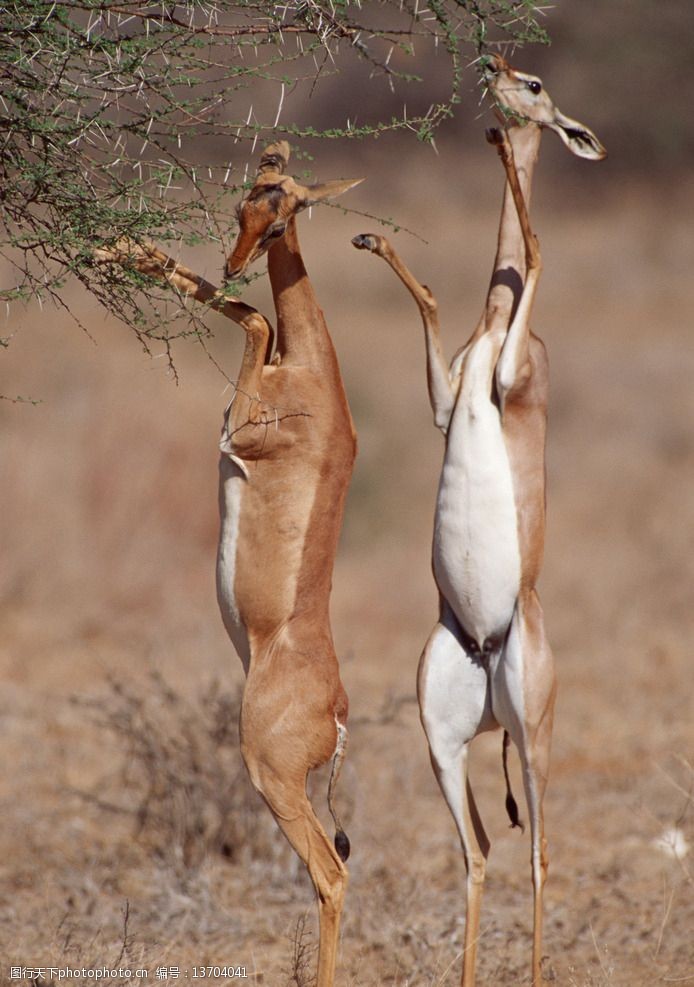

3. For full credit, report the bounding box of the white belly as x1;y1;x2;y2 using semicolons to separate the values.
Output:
216;455;251;671
433;333;521;647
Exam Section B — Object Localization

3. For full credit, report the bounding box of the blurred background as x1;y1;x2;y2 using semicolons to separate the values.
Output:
1;2;693;984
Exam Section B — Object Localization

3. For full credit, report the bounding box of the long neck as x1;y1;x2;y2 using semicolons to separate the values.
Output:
267;216;338;368
484;123;542;332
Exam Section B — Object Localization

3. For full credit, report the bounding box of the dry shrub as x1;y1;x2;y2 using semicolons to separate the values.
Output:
283;914;317;987
2;902;156;987
72;668;275;870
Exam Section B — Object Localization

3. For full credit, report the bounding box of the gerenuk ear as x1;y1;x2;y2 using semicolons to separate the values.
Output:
298;178;364;208
548;109;606;161
257;140;291;175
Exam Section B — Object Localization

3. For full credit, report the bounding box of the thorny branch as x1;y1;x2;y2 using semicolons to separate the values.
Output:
95;235;311;429
1;1;550;362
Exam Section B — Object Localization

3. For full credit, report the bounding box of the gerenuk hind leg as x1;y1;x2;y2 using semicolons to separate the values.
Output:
418;601;497;985
240;698;348;987
491;591;556;985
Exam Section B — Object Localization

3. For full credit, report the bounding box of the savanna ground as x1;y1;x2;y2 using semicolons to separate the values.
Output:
2;13;694;983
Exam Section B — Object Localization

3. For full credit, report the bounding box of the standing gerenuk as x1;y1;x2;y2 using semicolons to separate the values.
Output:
352;55;606;987
217;142;361;987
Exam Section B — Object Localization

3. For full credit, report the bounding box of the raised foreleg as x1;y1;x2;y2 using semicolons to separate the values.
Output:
351;233;455;433
93;237;272;438
417;601;498;986
491;592;557;986
485;129;543;409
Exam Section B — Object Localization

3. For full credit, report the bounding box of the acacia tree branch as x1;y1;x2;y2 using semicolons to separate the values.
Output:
93;237;275;359
2;0;551;366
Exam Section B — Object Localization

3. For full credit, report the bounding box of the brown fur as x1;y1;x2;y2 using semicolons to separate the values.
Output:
218;145;358;987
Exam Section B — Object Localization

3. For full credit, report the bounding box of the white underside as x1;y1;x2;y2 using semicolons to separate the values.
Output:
216;454;251;671
433;331;521;648
420;618;497;752
419;601;532;767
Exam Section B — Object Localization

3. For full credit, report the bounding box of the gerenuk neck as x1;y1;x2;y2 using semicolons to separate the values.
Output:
484;123;542;334
267;216;339;369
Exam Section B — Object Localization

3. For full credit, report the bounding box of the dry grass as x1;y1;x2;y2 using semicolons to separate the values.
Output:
284;915;317;987
70;670;273;871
